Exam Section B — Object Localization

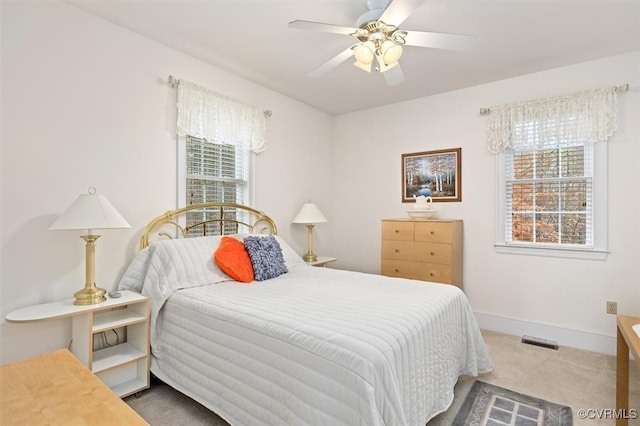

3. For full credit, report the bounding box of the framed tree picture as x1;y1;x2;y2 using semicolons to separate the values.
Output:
402;148;462;202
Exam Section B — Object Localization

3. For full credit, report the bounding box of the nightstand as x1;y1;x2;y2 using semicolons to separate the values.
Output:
307;256;337;267
5;290;150;398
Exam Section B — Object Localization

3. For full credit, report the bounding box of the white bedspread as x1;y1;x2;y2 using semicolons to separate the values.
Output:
119;237;492;425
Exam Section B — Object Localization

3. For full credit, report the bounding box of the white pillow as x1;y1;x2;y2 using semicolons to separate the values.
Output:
273;235;307;269
118;235;231;294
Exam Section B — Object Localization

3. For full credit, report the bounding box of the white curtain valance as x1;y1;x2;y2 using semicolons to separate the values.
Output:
176;80;266;154
486;87;619;153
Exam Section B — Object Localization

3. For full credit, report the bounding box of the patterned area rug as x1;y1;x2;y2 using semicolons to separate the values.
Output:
453;381;573;426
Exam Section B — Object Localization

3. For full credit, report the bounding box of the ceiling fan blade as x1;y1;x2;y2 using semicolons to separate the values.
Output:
379;0;427;26
288;20;358;36
404;30;475;50
382;63;405;86
307;48;355;78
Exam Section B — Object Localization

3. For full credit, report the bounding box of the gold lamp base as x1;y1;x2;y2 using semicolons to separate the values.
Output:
73;285;107;305
302;252;318;263
73;234;107;305
302;224;318;263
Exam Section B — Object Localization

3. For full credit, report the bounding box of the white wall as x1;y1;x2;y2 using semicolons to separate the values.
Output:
2;1;638;365
0;1;334;363
331;51;640;354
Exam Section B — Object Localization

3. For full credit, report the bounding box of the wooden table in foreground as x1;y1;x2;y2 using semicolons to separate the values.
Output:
0;349;148;425
616;315;640;426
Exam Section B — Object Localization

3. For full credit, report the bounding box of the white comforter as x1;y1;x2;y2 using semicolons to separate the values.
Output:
119;236;492;426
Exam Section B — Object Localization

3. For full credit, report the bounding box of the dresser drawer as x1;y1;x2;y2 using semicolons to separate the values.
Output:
414;222;453;243
381;240;452;265
381;221;414;241
381;260;452;284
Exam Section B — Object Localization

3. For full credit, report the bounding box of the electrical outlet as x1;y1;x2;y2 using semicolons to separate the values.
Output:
606;301;617;315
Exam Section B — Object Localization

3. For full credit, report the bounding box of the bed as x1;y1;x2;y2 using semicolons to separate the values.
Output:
118;203;492;425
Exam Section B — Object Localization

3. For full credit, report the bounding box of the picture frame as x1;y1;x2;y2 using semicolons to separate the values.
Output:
402;148;462;202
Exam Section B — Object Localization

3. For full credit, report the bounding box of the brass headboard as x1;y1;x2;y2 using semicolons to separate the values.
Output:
139;202;278;249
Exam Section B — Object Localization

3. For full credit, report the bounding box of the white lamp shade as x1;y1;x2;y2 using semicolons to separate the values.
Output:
49;189;130;231
292;202;328;224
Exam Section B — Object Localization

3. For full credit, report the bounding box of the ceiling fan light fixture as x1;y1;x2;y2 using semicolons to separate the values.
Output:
289;0;474;86
353;42;375;64
381;41;403;65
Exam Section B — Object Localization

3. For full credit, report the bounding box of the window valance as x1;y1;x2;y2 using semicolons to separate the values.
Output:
176;80;266;154
485;86;620;153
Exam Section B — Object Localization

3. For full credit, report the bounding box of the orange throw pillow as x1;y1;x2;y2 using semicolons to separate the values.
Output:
214;237;254;283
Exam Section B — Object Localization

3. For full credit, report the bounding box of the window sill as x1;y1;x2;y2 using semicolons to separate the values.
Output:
494;244;608;260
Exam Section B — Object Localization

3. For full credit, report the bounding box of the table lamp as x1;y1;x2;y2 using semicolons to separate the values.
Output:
292;202;327;262
49;187;130;305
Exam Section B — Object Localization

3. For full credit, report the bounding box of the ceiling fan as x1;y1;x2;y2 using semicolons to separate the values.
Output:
288;0;473;86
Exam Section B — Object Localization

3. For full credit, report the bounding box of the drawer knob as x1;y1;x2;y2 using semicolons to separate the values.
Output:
394;229;399;233
430;272;434;276
395;268;399;272
395;249;399;253
430;252;434;256
430;231;435;235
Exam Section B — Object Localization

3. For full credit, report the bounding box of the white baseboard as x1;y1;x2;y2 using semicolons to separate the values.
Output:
474;311;617;356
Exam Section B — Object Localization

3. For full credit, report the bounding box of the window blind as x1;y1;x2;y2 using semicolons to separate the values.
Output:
185;135;248;237
505;135;593;247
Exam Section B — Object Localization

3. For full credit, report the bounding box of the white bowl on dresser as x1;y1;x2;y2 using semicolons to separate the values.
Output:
406;209;437;219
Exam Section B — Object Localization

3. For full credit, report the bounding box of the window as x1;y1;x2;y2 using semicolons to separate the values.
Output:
489;87;619;260
497;142;607;259
174;79;267;237
509;117;596;246
185;135;247;205
179;135;249;237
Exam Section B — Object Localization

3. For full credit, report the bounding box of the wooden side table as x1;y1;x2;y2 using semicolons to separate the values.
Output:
0;349;148;425
307;256;337;267
616;315;640;426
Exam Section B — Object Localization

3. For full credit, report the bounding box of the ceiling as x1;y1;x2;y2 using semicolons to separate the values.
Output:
65;0;640;115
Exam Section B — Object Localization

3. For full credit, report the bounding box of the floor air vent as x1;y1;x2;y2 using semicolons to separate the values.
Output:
521;335;559;350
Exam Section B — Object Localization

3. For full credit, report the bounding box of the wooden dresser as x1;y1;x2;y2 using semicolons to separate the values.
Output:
381;219;463;288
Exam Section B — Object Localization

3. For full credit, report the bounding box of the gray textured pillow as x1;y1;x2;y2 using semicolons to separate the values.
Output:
243;235;288;281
